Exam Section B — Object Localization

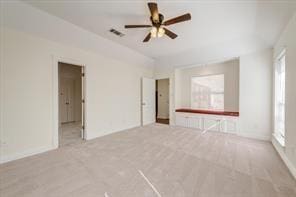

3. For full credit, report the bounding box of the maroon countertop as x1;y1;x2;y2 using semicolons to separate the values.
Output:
175;108;239;117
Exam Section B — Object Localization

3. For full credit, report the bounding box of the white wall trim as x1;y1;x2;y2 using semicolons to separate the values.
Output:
272;137;296;180
52;55;87;148
0;145;54;164
237;131;271;141
0;123;138;164
86;124;140;140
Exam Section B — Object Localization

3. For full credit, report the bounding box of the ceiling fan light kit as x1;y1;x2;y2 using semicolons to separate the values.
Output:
150;26;165;38
124;2;191;42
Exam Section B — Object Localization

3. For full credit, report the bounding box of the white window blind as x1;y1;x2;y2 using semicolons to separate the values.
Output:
274;50;286;145
191;74;224;110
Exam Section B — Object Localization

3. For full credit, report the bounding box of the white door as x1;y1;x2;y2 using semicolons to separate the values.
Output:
81;68;85;139
142;77;156;125
60;78;75;123
66;79;75;122
60;78;68;123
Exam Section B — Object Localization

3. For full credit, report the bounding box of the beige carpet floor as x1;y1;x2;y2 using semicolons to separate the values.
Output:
0;124;295;197
59;122;83;147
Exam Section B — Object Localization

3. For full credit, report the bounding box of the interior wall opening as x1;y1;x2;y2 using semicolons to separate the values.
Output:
58;62;84;147
156;78;170;124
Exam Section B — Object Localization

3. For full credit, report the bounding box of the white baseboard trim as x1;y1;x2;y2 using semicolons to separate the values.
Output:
86;124;141;140
1;124;142;164
237;132;271;141
272;137;296;180
0;145;55;164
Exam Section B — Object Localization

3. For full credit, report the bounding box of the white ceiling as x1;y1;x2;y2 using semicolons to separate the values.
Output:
25;0;296;62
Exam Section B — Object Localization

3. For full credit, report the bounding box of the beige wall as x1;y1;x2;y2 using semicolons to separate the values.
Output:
155;49;273;140
273;13;296;178
157;79;169;119
175;59;240;111
0;1;155;163
0;27;154;163
239;49;273;140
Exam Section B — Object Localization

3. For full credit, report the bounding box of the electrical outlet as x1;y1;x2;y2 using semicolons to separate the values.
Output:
0;140;7;146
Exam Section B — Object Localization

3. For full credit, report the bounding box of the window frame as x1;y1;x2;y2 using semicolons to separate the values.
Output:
273;49;286;147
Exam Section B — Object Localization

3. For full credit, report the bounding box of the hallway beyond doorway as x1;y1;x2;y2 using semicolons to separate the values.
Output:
156;118;169;124
58;62;85;147
156;78;170;125
59;122;84;147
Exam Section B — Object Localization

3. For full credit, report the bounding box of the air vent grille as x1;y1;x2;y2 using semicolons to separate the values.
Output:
109;28;125;37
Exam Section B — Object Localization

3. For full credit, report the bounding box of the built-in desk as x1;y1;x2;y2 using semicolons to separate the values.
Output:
175;109;239;133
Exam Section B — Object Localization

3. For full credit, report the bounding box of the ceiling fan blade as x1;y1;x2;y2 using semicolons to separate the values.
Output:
148;2;159;23
163;13;191;26
125;25;152;28
163;28;178;39
143;33;151;42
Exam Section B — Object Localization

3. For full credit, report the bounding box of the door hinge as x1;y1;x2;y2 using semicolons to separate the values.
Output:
82;99;85;103
82;73;85;77
82;126;85;130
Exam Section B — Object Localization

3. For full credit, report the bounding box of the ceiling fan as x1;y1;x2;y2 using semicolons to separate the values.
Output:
124;2;191;42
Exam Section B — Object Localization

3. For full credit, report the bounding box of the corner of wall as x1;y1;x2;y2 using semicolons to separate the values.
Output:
85;124;140;141
272;137;296;180
0;145;55;164
237;131;271;141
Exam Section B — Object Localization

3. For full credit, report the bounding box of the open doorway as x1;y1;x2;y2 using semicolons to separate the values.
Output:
156;78;169;124
58;62;85;147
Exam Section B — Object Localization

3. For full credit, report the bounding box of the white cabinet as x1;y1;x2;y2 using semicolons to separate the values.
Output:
175;112;238;134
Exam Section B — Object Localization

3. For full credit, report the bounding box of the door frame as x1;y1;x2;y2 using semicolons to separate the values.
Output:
156;78;170;121
141;77;156;126
52;56;87;149
155;77;171;124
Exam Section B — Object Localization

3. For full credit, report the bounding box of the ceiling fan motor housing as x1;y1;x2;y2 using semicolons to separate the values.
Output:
125;2;191;42
150;13;164;27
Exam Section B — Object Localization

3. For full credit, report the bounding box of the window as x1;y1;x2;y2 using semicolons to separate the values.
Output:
191;74;224;110
274;50;286;145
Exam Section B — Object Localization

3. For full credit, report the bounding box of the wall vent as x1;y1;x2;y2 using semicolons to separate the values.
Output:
109;28;125;37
